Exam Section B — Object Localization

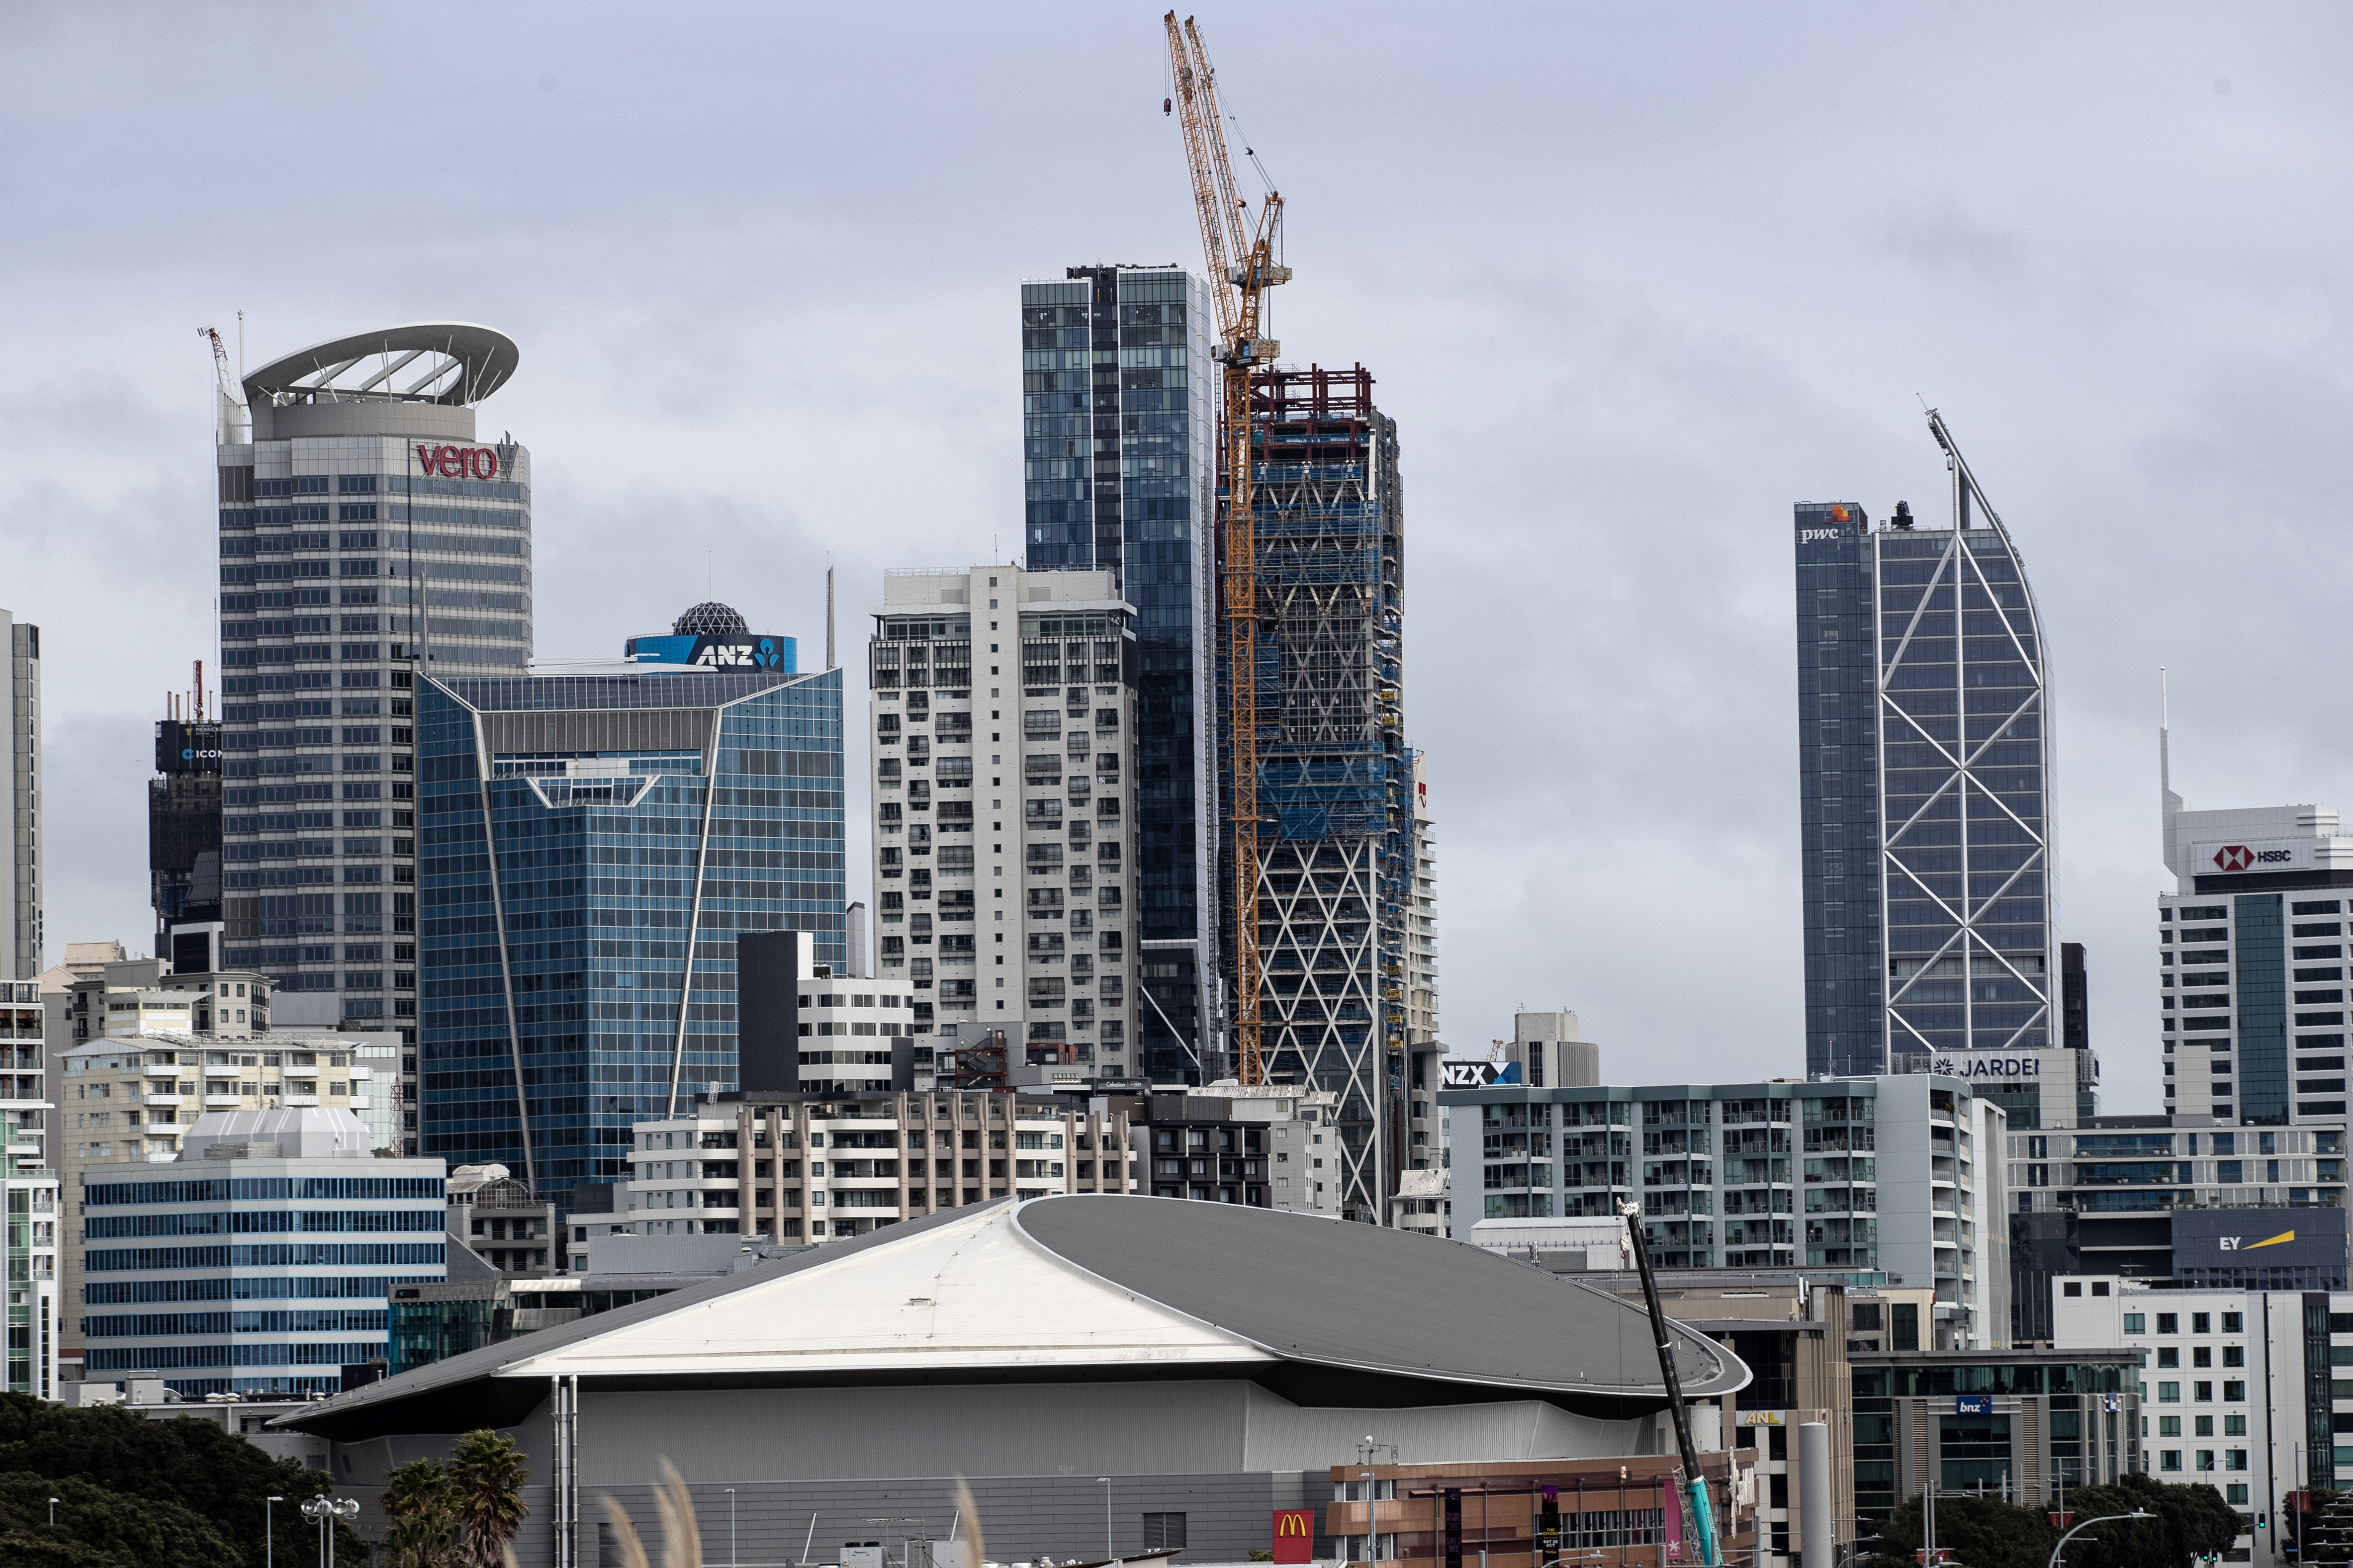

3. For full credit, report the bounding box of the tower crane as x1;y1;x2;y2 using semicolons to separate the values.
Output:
1164;11;1290;1087
200;324;249;445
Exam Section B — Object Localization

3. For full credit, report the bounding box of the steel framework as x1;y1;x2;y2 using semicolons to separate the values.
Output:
1874;411;2056;1059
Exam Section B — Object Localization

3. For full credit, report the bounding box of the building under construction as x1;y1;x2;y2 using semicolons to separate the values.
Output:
1218;363;1409;1223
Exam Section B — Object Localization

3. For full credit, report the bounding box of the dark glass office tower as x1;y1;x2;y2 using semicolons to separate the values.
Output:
1021;265;1216;1083
416;659;843;1203
1795;433;2056;1076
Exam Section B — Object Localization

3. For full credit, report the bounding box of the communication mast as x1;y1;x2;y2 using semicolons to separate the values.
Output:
1164;11;1290;1086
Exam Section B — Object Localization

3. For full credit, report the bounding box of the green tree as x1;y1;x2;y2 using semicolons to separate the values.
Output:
0;1470;238;1568
2059;1471;2241;1568
1862;1490;2054;1568
0;1393;359;1568
447;1429;530;1568
383;1459;457;1568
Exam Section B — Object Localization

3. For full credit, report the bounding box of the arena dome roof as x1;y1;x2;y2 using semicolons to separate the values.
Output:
280;1196;1747;1442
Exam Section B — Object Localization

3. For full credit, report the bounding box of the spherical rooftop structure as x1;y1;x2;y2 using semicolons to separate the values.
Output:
673;602;749;637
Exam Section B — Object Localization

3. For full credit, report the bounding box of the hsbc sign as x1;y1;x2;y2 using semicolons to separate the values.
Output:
415;443;505;480
2207;842;2298;872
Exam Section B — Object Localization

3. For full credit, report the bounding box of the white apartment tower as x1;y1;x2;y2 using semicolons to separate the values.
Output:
1409;751;1439;1046
869;566;1141;1072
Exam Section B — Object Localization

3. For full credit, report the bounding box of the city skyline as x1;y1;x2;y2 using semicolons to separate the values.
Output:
7;6;2353;1109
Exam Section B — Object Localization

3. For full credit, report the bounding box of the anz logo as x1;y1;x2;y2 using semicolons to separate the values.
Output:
695;638;786;669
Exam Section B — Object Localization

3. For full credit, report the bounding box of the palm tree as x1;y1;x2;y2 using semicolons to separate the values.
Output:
448;1428;532;1568
384;1457;458;1568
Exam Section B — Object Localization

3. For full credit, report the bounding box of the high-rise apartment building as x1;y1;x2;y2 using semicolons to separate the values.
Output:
0;976;55;1400
1795;436;2057;1077
1220;364;1409;1224
1021;265;1217;1083
217;323;531;1086
416;624;843;1203
0;608;40;981
867;565;1139;1072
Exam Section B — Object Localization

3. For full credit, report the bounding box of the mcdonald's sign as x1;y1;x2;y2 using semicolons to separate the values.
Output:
1272;1509;1314;1565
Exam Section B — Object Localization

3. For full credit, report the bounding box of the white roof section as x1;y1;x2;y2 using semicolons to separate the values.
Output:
501;1205;1265;1381
179;1107;373;1161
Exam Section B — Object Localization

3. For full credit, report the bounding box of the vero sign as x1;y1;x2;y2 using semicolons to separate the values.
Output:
415;444;502;480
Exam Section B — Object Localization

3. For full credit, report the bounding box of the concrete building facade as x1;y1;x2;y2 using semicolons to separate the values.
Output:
868;564;1141;1073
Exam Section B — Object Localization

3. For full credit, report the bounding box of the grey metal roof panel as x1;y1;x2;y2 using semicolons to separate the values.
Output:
1014;1196;1744;1400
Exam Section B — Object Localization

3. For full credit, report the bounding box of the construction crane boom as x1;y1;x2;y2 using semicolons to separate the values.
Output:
1165;11;1289;1087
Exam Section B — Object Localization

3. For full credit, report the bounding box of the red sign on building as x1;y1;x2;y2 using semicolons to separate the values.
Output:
1271;1509;1313;1565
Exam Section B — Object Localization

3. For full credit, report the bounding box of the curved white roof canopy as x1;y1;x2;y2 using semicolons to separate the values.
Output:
243;322;518;408
279;1196;1749;1442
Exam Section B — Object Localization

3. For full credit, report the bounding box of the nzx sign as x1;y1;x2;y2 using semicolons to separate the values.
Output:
415;443;504;480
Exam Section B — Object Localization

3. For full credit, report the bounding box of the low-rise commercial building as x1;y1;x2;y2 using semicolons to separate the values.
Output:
76;1107;446;1397
1849;1345;2141;1522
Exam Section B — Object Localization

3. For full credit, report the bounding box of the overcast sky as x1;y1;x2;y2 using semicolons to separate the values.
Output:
4;4;2347;1112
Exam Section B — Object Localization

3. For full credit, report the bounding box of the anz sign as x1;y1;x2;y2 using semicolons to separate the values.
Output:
626;632;796;672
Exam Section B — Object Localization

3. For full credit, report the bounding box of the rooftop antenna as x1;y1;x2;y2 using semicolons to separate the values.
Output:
826;562;837;671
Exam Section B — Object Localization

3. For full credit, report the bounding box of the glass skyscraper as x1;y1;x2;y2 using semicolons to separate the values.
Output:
1795;455;2055;1077
216;324;531;1154
1021;265;1216;1083
416;646;843;1203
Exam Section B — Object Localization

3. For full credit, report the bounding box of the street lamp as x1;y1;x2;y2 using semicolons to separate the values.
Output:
2047;1508;2155;1568
303;1496;362;1568
47;1497;58;1525
267;1495;284;1568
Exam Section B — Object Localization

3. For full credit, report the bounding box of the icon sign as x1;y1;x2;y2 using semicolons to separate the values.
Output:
2215;845;2255;871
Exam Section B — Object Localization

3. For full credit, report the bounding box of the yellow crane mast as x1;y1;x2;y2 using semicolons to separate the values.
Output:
1163;11;1290;1086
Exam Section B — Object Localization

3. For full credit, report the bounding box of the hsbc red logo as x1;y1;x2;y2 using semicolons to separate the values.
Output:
2214;844;2292;870
416;443;502;480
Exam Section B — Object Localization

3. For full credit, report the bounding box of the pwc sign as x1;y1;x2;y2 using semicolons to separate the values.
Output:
416;443;503;480
1272;1510;1314;1565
